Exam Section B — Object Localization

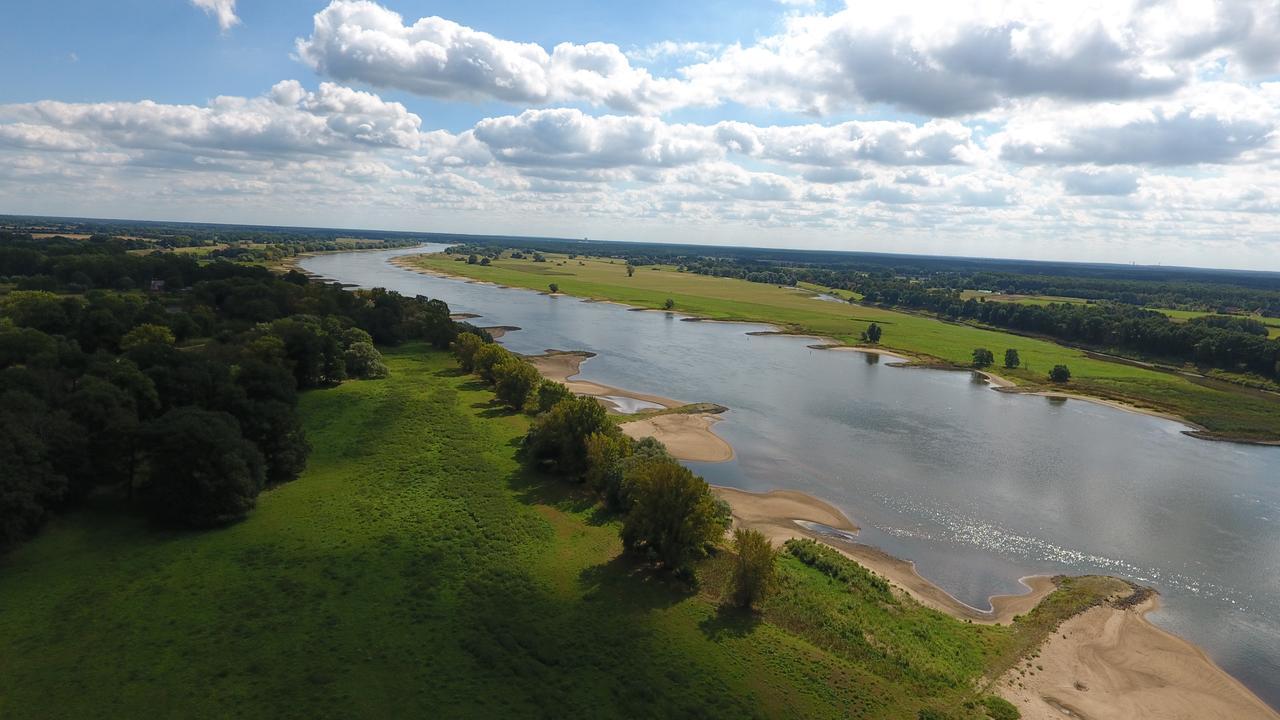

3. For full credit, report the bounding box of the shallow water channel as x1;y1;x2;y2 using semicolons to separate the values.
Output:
303;245;1280;706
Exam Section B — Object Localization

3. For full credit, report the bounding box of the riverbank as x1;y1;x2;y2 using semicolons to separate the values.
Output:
998;595;1279;720
715;487;1053;624
525;350;735;463
405;250;1280;443
309;248;1280;712
716;485;1279;719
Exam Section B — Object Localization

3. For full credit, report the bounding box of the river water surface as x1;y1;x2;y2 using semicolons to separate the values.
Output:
304;245;1280;707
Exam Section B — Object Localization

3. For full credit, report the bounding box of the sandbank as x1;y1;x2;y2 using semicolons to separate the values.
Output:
524;351;733;463
620;414;734;462
998;595;1278;720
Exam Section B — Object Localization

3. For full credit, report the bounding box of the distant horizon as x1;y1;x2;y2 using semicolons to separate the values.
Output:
7;210;1280;278
3;1;1279;273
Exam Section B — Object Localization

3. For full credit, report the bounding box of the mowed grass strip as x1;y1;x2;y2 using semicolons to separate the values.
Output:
416;253;1280;439
1;345;1006;720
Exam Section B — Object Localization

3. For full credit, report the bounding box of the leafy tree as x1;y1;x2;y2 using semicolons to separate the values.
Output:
138;407;265;527
621;458;722;569
119;323;175;352
467;254;478;265
584;431;633;498
521;395;612;475
531;380;572;414
492;357;540;410
344;342;389;379
626;264;635;277
971;347;994;368
0;290;74;335
1049;364;1071;383
664;298;675;310
862;322;882;344
0;391;70;550
548;283;559;293
64;376;140;495
479;257;490;266
612;436;675;510
451;332;486;371
1004;348;1020;369
472;343;512;384
730;528;777;609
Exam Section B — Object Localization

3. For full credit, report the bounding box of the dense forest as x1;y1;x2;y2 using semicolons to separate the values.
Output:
446;240;1280;380
0;231;480;550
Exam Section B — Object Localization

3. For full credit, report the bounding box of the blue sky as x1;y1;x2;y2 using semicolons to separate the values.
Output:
2;0;1279;269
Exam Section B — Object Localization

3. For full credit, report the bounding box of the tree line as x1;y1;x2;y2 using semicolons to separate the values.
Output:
0;235;478;551
674;255;1279;380
451;334;777;607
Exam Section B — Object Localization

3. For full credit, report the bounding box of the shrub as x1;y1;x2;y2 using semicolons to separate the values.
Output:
784;538;894;603
862;322;882;343
1049;364;1071;383
972;348;994;368
473;343;512;383
1003;348;1020;369
531;380;572;414
982;695;1020;720
584;431;633;496
451;332;486;371
492;357;540;410
730;528;777;609
343;342;388;379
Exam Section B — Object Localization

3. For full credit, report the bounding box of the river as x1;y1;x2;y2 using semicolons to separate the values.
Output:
302;244;1280;707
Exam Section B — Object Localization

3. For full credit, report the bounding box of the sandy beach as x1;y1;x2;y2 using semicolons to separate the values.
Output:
998;596;1278;720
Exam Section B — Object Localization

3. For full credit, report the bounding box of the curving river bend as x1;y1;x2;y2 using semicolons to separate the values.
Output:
303;245;1280;707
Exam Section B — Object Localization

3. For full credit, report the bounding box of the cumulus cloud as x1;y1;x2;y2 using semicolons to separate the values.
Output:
295;1;707;114
0;81;422;160
191;0;240;32
996;84;1280;166
1061;167;1140;196
295;0;1280;119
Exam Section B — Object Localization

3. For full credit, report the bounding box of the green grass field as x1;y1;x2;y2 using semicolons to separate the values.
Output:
3;345;1117;719
416;253;1280;441
1152;307;1280;338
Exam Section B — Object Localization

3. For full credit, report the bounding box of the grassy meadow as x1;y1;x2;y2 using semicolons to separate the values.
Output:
414;253;1280;440
0;344;1102;719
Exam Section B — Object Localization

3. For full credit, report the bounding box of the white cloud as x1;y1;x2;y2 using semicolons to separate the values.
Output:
995;84;1280;166
1;81;422;160
1060;167;1141;196
295;1;709;114
190;0;240;32
296;1;1280;119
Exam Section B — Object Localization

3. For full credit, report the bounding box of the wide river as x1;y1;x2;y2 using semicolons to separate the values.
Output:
304;245;1280;706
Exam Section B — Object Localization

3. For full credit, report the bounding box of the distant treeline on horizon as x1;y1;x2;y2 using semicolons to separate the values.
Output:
4;213;1279;285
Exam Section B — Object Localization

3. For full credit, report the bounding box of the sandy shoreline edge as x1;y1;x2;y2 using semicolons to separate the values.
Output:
717;486;1278;720
525;351;735;463
385;251;1277;718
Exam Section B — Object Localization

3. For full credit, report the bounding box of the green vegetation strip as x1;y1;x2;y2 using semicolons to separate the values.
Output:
0;346;1128;718
414;252;1280;441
